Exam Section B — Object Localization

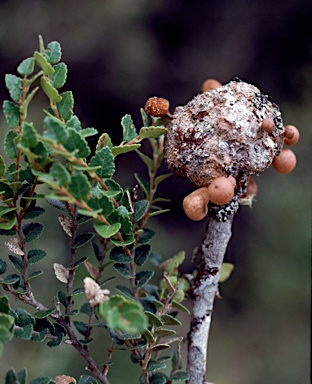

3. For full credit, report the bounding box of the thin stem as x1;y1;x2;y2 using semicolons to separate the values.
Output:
187;213;234;384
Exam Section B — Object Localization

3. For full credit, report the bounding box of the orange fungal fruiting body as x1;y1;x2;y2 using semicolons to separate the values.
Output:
272;148;297;174
261;118;275;134
284;125;300;146
183;187;210;221
207;177;235;206
201;79;222;92
144;97;170;118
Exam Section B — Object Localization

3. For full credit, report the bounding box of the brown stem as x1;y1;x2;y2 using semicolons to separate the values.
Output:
65;205;78;320
187;213;234;384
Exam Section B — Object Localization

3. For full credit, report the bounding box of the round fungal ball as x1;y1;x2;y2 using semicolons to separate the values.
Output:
261;118;275;134
144;97;170;118
207;177;235;205
284;125;300;146
272;148;297;174
201;79;222;92
183;187;210;221
164;80;285;188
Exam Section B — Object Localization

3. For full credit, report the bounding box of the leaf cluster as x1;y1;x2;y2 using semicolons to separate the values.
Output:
0;36;192;384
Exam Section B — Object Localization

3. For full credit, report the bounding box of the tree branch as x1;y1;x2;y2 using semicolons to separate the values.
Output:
187;213;234;384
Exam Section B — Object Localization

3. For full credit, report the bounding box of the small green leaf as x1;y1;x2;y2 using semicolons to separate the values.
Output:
94;222;121;239
40;76;61;102
219;262;234;283
22;222;44;242
17;367;27;384
56;91;74;121
81;127;98;138
49;62;67;88
0;211;16;230
0;296;11;314
3;101;20;128
8;255;23;274
96;133;113;151
138;228;155;244
114;285;134;300
135;270;154;288
43;116;68;143
147;360;167;372
113;263;132;278
17;57;35;76
145;311;162;327
107;206;132;234
149;372;167;384
1;274;20;285
88;193;114;217
104;179;123;201
171;301;190;314
110;233;135;246
136;150;154;171
110;247;132;263
111;144;141;157
133;200;149;222
4;368;18;384
20;122;38;148
154;173;171;188
154;328;176;337
69;172;91;201
73;232;94;249
148;209;170;217
99;295;147;333
27;270;43;280
27;249;47;264
24;206;45;220
89;147;115;179
78;376;98;384
73;321;88;336
160;314;182;326
34;309;55;319
14;323;33;340
14;308;35;326
34;51;55;75
47;199;67;212
170;371;190;381
140;107;150;126
20;86;39;119
134;244;151;266
121;114;137;142
4;130;18;158
142;327;155;343
45;41;62;64
50;162;71;187
0;182;14;199
139;127;168;139
5;74;23;102
0;259;7;275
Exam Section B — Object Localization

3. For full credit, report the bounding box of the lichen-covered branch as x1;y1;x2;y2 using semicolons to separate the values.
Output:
187;213;234;384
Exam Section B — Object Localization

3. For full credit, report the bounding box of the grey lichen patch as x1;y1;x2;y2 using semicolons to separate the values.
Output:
164;80;284;190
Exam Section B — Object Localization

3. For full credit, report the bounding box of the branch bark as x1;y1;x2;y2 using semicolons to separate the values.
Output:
187;213;234;384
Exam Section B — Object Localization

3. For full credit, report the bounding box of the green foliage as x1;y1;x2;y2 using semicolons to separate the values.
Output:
0;35;192;384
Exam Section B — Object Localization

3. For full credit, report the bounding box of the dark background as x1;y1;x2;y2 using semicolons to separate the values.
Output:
0;1;311;383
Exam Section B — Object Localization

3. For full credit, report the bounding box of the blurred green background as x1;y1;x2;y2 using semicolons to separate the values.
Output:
0;0;310;383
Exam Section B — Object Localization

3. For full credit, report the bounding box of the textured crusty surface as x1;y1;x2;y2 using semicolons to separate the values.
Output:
164;80;284;188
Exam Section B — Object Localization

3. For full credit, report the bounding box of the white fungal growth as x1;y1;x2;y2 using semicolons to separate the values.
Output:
164;80;284;189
